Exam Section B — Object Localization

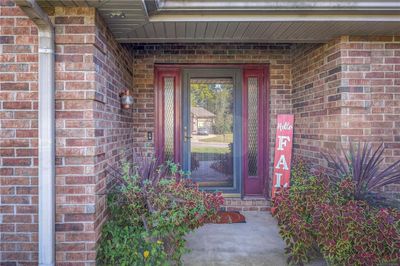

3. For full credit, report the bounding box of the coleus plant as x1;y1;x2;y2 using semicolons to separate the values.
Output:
273;158;400;266
323;142;400;201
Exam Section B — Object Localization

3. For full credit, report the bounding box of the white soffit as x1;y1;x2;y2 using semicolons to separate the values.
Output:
37;0;400;43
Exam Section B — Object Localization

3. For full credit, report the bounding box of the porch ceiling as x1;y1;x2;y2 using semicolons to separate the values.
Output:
37;0;400;43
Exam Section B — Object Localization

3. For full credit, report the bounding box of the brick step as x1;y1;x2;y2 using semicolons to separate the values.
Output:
221;197;271;212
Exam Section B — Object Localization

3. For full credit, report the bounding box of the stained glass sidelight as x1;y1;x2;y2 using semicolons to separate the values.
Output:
247;77;258;176
164;77;174;160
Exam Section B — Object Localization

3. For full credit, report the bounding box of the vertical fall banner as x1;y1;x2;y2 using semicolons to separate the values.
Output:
272;114;294;197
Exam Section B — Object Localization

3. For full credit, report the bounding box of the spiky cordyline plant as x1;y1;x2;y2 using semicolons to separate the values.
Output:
323;142;400;200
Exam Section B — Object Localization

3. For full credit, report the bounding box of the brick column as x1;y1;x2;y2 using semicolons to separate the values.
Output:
1;3;134;265
53;7;134;265
292;39;344;165
52;7;98;264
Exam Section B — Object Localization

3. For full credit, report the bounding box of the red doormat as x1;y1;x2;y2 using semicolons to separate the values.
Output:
209;211;246;224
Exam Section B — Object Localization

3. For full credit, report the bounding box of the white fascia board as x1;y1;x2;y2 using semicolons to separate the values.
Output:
149;14;400;22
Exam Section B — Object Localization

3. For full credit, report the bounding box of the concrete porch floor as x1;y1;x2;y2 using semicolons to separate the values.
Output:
182;211;325;266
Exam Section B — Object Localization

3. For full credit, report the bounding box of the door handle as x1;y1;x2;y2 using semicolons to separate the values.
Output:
184;126;192;142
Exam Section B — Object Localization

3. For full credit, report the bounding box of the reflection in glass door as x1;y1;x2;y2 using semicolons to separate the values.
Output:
189;78;234;187
182;69;242;194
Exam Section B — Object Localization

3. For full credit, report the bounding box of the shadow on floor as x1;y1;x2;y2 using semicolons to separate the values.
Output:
182;211;326;266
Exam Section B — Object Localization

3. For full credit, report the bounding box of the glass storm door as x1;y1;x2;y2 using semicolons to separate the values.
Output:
155;66;268;196
182;69;242;194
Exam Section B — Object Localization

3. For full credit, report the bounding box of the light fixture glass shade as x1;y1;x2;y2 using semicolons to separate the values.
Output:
120;90;133;109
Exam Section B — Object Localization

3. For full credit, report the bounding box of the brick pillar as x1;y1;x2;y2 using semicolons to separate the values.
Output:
53;7;134;265
292;39;344;166
52;7;98;264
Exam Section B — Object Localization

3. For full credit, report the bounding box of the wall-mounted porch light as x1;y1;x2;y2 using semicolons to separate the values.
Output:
120;89;134;109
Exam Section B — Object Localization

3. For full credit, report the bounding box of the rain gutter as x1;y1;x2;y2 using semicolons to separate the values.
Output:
15;1;55;265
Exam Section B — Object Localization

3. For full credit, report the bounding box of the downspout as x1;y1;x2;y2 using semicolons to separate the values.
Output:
15;1;55;266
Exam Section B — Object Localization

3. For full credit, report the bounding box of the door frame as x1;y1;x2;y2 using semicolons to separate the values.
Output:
242;67;270;196
154;64;270;198
154;66;182;163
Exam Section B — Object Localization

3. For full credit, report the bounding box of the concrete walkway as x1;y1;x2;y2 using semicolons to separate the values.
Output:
182;211;325;266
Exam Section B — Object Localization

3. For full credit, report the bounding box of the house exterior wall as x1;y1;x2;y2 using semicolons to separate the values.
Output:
1;2;39;264
340;36;400;196
1;1;399;265
292;36;400;196
1;2;133;265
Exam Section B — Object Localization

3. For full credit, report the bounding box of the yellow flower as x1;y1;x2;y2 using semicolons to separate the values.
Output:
157;240;163;245
143;250;150;259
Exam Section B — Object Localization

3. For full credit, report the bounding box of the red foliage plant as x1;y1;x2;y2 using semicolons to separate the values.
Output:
313;201;400;265
273;158;400;266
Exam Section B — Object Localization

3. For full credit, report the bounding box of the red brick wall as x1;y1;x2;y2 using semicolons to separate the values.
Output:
1;1;39;263
52;7;98;264
53;7;134;265
1;3;133;265
292;36;400;196
92;11;134;246
292;39;343;165
339;36;400;196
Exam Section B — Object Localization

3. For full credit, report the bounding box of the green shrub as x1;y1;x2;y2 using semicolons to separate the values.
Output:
98;221;168;266
97;158;224;265
273;158;400;266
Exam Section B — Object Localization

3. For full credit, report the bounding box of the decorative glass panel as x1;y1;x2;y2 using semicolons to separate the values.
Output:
164;77;174;160
189;78;234;188
248;77;258;176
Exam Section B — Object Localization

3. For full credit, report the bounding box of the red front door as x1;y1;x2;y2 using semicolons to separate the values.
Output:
155;65;269;197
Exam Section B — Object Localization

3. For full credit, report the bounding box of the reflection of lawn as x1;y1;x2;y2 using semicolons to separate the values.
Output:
202;134;233;143
192;147;229;154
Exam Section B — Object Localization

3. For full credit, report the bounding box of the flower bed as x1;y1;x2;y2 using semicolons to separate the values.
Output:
97;158;224;265
273;150;400;265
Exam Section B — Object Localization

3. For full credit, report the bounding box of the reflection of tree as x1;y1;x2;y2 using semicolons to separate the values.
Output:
190;82;233;139
190;83;215;111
